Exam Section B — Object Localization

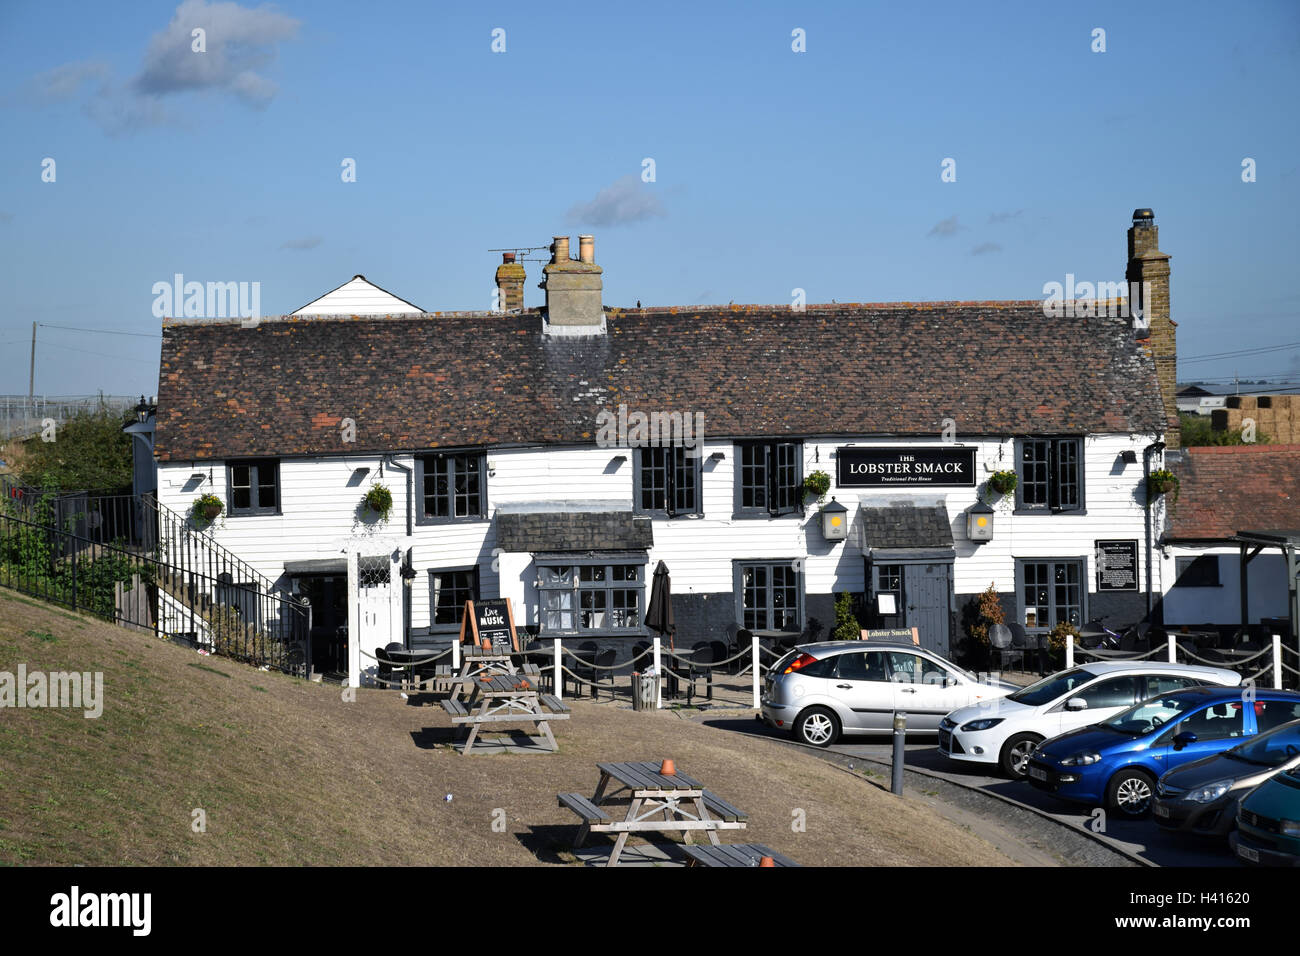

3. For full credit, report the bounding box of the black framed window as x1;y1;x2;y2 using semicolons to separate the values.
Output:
1017;438;1082;512
634;447;701;516
735;560;803;632
735;441;802;516
416;452;486;522
1016;558;1084;632
871;563;904;618
227;458;279;516
429;566;479;631
1174;555;1221;588
537;559;645;636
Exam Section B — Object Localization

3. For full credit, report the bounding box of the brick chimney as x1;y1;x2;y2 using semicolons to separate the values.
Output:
494;253;525;312
542;234;603;329
1126;209;1178;449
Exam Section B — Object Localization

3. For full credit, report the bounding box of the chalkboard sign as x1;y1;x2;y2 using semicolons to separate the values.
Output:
459;598;519;653
1095;540;1139;592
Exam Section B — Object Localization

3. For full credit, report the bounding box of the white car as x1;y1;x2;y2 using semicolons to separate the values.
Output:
939;662;1242;778
761;641;1017;746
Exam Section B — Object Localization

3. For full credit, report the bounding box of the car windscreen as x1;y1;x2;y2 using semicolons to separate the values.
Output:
1101;694;1195;736
1229;720;1300;767
1006;668;1093;706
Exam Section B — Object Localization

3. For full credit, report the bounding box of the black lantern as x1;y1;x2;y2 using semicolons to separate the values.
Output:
135;395;150;424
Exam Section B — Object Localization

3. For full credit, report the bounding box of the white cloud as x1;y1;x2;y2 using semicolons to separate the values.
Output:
567;174;666;227
927;215;962;238
134;0;300;105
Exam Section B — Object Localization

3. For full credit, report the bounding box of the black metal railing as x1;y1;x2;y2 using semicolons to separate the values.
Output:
0;485;310;676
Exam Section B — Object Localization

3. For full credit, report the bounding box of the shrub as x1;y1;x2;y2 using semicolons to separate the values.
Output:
831;591;862;642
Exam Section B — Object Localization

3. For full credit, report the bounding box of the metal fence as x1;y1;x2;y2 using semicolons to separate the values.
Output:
0;394;140;441
0;492;311;676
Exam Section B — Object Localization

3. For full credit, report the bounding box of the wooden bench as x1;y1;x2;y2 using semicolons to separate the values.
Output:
701;790;749;823
539;694;571;713
558;792;612;824
441;699;469;720
679;843;799;867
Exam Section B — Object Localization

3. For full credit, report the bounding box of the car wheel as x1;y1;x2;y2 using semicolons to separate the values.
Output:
999;733;1044;779
1107;768;1156;817
794;707;840;748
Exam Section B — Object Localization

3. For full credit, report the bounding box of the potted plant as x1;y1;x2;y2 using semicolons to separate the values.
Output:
802;469;831;506
988;470;1018;496
363;483;393;523
1147;468;1179;502
192;493;224;524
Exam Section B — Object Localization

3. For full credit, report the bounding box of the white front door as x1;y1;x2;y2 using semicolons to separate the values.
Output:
358;554;397;651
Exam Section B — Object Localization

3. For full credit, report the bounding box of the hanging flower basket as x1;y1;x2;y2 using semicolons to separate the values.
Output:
802;469;831;506
193;494;224;523
988;470;1018;496
1147;468;1180;501
363;484;393;522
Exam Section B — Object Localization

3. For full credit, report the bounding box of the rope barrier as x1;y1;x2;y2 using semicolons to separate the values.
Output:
1242;663;1274;682
358;646;452;666
1074;643;1169;662
1175;645;1273;667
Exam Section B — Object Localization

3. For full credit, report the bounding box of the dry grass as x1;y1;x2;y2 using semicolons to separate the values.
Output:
0;589;1017;866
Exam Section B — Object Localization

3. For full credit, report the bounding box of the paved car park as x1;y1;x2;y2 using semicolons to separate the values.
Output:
705;715;1242;867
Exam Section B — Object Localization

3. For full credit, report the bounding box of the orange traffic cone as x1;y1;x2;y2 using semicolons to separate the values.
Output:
759;856;776;867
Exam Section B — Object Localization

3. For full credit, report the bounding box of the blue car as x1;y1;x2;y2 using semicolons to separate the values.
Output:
1027;686;1300;818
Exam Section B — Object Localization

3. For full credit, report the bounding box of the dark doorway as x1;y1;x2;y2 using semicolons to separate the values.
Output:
294;574;348;677
869;558;954;656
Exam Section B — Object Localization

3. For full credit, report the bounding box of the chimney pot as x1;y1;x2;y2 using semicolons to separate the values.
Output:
578;235;595;264
552;235;570;263
502;252;515;263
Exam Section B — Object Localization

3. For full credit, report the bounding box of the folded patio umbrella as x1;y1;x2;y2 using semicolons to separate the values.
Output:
644;560;676;651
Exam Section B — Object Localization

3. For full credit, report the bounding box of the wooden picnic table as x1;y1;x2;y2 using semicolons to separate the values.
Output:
442;674;569;755
679;843;799;867
558;761;748;866
449;648;540;702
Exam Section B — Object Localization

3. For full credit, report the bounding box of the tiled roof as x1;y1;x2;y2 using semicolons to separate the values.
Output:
497;511;654;552
852;498;955;551
1166;445;1300;540
154;302;1165;461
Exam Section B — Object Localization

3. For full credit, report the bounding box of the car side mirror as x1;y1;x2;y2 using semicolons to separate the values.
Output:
943;676;958;688
1172;731;1198;751
1066;698;1088;711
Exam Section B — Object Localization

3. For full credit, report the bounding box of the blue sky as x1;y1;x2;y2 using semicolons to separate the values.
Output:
1;0;1297;398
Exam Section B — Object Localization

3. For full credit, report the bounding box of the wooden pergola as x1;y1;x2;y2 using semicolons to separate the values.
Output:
1232;529;1300;651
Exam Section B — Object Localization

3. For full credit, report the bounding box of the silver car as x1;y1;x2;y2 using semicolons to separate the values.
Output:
760;641;1016;747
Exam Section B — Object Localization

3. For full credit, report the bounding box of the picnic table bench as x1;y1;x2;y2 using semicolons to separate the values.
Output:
559;760;748;866
679;843;800;867
442;674;569;755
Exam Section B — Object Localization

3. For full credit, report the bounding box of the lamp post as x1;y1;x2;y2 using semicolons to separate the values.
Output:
135;395;150;424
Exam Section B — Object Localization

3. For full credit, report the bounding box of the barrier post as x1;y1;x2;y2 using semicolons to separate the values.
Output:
1167;634;1178;663
752;633;761;709
653;637;662;709
554;637;563;699
1273;634;1283;690
1065;635;1074;669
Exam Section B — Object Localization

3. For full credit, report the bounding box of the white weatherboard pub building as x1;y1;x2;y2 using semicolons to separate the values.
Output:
153;213;1181;687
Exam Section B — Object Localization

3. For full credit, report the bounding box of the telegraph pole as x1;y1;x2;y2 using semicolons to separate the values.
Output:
28;321;35;413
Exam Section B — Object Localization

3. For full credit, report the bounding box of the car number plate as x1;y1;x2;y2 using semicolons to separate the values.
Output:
1237;844;1259;863
1029;766;1048;782
1154;804;1169;818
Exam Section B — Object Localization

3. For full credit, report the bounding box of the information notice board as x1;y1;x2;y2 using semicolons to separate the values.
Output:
1095;540;1139;592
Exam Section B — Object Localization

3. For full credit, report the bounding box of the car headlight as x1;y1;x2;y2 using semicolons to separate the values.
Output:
1281;819;1300;837
960;718;1004;732
1060;751;1101;767
1184;780;1231;804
